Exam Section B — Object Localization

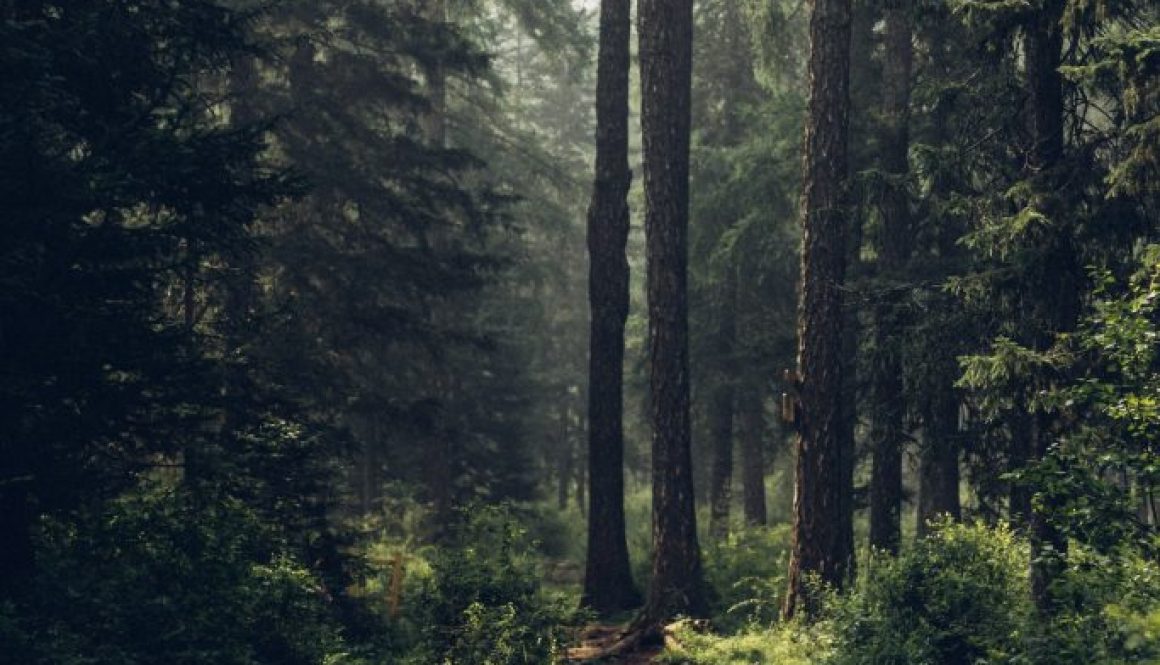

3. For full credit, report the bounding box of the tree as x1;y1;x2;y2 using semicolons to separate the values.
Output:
783;0;854;619
638;0;708;622
1020;0;1072;616
582;0;640;615
0;0;285;592
690;0;763;542
867;0;914;555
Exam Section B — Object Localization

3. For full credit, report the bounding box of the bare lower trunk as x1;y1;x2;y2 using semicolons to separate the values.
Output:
868;2;913;554
738;390;768;526
639;0;707;622
709;271;737;540
783;0;854;620
582;0;640;615
916;383;961;536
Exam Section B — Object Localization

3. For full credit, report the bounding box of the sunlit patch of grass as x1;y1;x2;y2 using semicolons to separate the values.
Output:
657;620;835;665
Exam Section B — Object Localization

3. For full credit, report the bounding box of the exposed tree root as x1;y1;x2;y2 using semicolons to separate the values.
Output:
563;619;709;663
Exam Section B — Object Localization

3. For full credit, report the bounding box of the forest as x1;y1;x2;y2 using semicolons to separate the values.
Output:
1;0;1159;663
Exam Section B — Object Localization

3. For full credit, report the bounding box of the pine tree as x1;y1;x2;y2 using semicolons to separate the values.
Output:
783;0;854;619
868;0;914;555
582;0;640;615
639;0;708;622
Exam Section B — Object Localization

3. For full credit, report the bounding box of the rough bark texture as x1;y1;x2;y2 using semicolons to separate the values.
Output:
708;269;737;540
639;0;707;622
738;389;768;526
868;1;913;555
581;0;640;615
783;0;853;620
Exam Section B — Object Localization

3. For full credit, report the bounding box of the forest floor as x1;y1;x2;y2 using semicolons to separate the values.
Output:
563;623;663;663
562;620;707;663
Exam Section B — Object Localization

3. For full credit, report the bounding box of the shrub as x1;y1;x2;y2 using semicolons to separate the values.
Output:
658;619;834;665
407;504;579;664
1044;545;1160;663
13;487;344;665
703;525;792;631
829;520;1031;665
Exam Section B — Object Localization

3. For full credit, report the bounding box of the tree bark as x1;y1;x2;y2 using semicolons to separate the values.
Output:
738;389;768;526
917;382;961;536
581;0;640;615
1022;0;1071;617
639;0;708;622
783;0;853;620
868;0;914;555
708;268;737;540
915;14;964;537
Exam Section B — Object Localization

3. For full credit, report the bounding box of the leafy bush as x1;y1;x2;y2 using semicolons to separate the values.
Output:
829;520;1031;665
406;504;579;664
1044;545;1160;663
659;619;834;665
703;525;792;631
9;486;344;665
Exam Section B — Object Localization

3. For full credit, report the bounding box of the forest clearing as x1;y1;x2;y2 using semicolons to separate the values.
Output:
3;0;1160;663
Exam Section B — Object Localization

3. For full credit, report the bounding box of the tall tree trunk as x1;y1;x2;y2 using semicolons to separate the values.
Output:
558;404;574;511
709;268;737;540
868;0;914;555
783;0;853;620
1008;400;1034;525
420;0;455;535
581;0;640;615
1023;0;1071;617
917;381;961;535
834;0;872;570
738;389;768;526
639;0;707;622
916;17;963;535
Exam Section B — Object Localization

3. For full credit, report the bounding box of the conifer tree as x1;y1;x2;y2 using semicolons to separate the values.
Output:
639;0;708;622
783;0;854;619
582;0;640;614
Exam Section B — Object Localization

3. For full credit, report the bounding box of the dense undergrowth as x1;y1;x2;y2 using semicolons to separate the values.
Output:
5;486;1160;665
662;521;1160;665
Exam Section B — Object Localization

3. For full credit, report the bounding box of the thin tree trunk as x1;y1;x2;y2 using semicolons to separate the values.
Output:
639;0;707;623
558;405;574;511
1008;402;1034;525
868;0;914;555
709;269;737;540
917;383;961;536
582;0;640;615
834;0;872;571
916;15;963;537
738;389;768;526
421;0;454;536
1023;0;1070;617
783;0;853;620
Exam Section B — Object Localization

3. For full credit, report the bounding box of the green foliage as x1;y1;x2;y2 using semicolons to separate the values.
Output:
830;521;1031;665
659;620;834;665
4;487;342;665
702;525;792;631
407;505;578;664
1044;545;1160;663
0;0;290;582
